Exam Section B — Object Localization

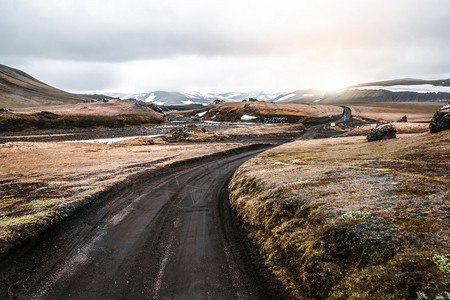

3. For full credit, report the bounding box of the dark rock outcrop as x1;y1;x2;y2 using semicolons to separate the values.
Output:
367;123;397;142
164;127;189;142
429;104;450;133
397;115;407;122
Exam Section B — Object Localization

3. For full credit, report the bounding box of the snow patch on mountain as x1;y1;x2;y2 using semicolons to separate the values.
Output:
144;93;156;103
345;84;450;93
274;93;296;102
241;115;258;121
101;91;283;106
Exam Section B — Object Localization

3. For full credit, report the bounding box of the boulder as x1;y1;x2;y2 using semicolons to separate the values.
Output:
367;123;397;142
38;111;59;119
397;115;407;122
429;104;450;133
164;127;189;142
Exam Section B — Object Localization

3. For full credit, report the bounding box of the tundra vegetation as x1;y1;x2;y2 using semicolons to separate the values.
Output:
0;141;248;256
229;131;449;299
198;101;343;124
0;100;165;132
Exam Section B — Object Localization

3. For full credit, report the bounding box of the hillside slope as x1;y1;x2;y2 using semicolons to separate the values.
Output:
229;131;449;299
274;78;450;104
0;64;95;108
184;101;343;124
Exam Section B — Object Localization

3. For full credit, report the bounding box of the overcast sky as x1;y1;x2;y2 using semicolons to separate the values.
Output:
1;0;450;93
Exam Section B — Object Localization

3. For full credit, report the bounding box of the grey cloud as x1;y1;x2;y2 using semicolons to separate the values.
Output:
2;0;448;63
1;0;450;92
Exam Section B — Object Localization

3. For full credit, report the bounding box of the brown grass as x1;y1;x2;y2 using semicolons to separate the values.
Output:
343;122;429;136
0;140;249;253
12;100;154;117
220;123;305;136
229;131;450;299
202;101;343;123
345;102;444;122
0;100;165;131
215;101;342;117
0;64;93;108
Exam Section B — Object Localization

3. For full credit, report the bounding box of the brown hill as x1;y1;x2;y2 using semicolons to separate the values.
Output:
0;64;97;108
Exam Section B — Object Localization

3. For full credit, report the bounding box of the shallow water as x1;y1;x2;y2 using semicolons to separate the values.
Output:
65;134;164;144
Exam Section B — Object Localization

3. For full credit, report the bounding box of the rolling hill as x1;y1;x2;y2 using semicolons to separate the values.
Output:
0;64;108;108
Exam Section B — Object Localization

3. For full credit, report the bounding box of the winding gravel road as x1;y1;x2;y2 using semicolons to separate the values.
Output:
0;147;287;299
1;107;351;299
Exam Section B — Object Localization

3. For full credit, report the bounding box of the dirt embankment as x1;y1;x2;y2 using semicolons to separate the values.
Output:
0;100;165;132
228;131;449;299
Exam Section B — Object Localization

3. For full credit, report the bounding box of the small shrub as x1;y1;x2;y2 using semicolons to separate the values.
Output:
433;254;450;274
339;210;371;220
29;198;66;208
0;211;54;228
417;291;428;300
71;185;92;191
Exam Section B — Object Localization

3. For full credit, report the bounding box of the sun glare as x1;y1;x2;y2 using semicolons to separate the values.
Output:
315;79;346;92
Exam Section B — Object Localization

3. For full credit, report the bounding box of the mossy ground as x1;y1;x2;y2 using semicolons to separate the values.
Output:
229;131;449;299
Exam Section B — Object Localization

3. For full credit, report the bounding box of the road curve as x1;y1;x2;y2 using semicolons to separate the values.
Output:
0;148;287;299
298;106;352;140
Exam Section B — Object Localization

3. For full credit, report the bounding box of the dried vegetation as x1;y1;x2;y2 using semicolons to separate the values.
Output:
0;141;247;255
229;131;449;299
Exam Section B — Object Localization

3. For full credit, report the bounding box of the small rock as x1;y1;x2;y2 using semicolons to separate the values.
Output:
397;115;407;122
146;102;164;114
367;123;397;142
147;139;155;145
429;104;450;133
166;127;189;141
38;111;59;119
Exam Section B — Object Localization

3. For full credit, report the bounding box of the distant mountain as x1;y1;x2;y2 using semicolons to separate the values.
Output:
104;91;282;106
274;78;450;103
345;78;450;89
0;64;108;108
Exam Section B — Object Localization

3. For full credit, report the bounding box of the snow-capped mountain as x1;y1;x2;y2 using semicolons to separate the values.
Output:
103;91;282;106
273;78;450;103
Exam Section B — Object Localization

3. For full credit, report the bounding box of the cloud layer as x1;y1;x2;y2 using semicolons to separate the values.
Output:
1;0;449;92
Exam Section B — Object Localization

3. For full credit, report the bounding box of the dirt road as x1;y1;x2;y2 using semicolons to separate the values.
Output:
298;106;351;140
0;147;287;299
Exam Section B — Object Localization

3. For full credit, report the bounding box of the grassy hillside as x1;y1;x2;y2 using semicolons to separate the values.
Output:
198;101;343;124
0;100;165;132
0;64;95;108
346;78;450;89
346;102;444;122
229;131;449;299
